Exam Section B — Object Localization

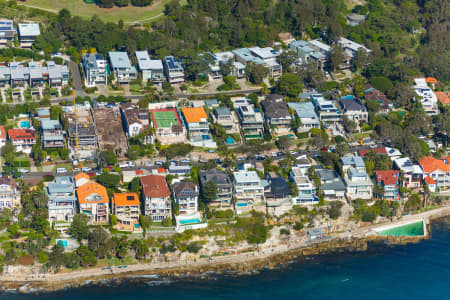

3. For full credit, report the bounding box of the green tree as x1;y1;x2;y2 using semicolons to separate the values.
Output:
330;46;344;71
276;136;291;150
99;150;117;166
88;227;110;258
48;244;66;272
68;214;90;241
246;63;269;85
275;73;303;98
202;181;217;203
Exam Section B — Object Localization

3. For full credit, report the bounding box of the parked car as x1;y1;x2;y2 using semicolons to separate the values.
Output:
119;163;129;168
82;167;91;172
277;152;285;157
155;161;164;166
56;168;67;173
145;162;153;166
18;168;29;173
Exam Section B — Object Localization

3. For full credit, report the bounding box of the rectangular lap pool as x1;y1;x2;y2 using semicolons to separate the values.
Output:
179;218;201;225
20;121;30;128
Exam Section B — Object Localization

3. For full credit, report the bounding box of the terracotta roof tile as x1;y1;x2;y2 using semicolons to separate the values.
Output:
0;126;5;139
181;107;207;123
77;180;109;204
140;175;170;198
359;147;387;157
419;156;450;173
425;176;436;185
7;129;36;141
435;92;450;105
113;192;139;207
375;170;399;186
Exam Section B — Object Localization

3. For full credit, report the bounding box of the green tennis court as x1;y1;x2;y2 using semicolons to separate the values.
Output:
152;111;179;128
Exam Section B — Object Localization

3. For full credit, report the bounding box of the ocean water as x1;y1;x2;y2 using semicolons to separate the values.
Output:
3;218;450;300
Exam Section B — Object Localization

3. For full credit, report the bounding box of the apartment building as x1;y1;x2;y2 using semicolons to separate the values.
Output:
82;53;108;87
112;193;140;232
46;176;77;223
77;180;109;224
135;51;164;83
164;56;185;84
235;102;264;140
140;175;171;222
108;51;137;84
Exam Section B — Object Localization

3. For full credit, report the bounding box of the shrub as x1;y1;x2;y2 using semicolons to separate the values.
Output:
293;222;304;231
43;174;55;182
186;242;203;253
280;228;291;235
212;209;234;219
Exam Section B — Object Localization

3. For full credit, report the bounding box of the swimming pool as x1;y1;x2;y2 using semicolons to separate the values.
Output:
378;220;424;236
57;239;68;247
19;121;30;128
226;137;235;144
179;218;201;225
237;202;248;207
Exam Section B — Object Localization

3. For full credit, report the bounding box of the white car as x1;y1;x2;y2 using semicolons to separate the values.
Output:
119;163;129;168
18;168;29;173
82;167;91;172
56;168;67;173
144;162;153;166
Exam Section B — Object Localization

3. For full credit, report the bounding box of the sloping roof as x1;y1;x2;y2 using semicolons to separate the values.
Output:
7;129;36;140
0;176;15;186
260;99;290;119
375;170;399;186
288;102;320;121
339;97;366;112
268;177;290;197
359;147;387;157
74;172;90;182
181;107;207;123
199;168;231;186
419;156;450;173
172;182;198;197
425;77;438;84
109;51;132;69
140;175;170;198
425;176;436;185
113;193;139;207
215;107;231;116
0;125;5;139
435;92;450;105
77;181;108;204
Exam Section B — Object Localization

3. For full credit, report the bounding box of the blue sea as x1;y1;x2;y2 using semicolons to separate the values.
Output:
3;218;450;300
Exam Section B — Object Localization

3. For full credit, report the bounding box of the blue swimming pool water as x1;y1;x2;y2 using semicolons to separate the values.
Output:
237;203;247;207
201;135;210;140
226;137;234;144
20;121;30;128
179;218;201;225
57;240;68;247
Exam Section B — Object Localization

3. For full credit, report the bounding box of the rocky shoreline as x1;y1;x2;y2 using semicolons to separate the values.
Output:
0;233;427;294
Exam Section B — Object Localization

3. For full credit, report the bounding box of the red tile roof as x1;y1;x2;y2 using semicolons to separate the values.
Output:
425;176;436;185
435;92;450;105
140;174;170;198
359;147;387;157
0;126;5;139
419;156;450;173
375;170;399;186
113;192;140;207
425;77;438;84
7;129;36;141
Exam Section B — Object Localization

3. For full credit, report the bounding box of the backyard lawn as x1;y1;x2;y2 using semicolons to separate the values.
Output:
20;0;185;24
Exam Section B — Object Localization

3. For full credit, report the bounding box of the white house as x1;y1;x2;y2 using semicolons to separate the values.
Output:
135;51;164;83
233;171;265;212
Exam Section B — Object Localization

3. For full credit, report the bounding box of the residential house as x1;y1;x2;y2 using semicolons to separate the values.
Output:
341;155;366;173
358;147;387;157
135;51;164;83
28;61;46;87
347;13;366;26
290;166;317;205
121;103;152;144
164;56;185;83
46;176;77;223
207;51;232;79
37;108;50;120
0;66;10;87
374;170;400;201
0;177;20;210
18;23;40;48
364;87;394;114
419;156;450;190
40;119;64;149
338;95;368;123
181;106;209;136
289;40;329;71
7;128;36;154
235;101;264;140
288;102;320;132
172;182;199;216
265;174;292;216
213;107;239;133
122;169;147;183
77;180;109;224
261;94;292;136
168;163;191;175
413;78;438;115
108;51;137;84
394;157;423;189
9;62;29;88
112;193;140;232
0;19;15;47
233;171;265;212
149;108;186;145
344;168;373;200
0;125;6;148
140;175;171;222
424;176;437;193
435;91;450;106
316;168;346;201
385;147;402;160
199;168;233;208
47;61;70;87
233;47;282;77
310;94;341;123
337;37;371;69
82;53;108;87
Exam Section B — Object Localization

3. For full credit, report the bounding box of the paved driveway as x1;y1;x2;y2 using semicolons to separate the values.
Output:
68;60;84;98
